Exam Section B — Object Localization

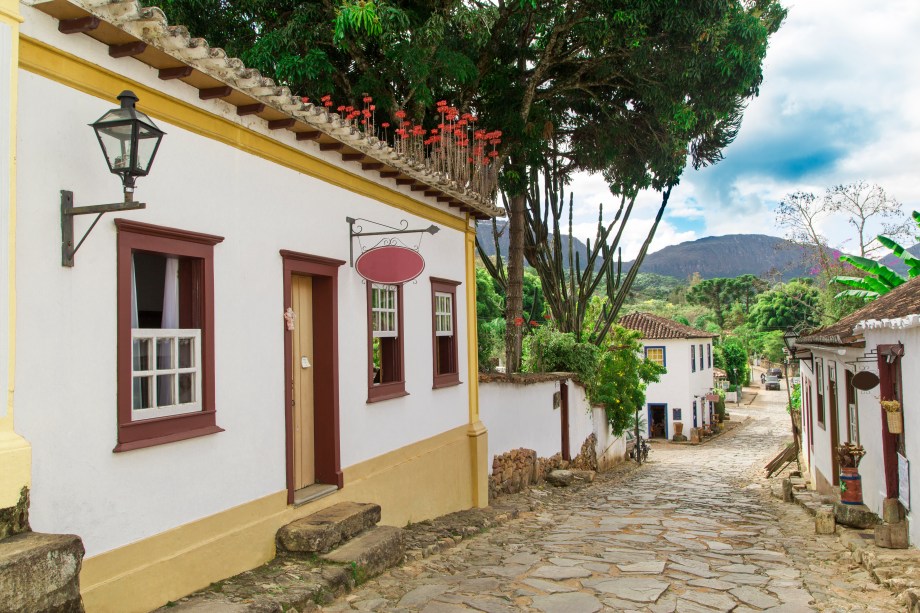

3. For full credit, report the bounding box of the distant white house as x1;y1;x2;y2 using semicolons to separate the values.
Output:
794;277;920;544
619;313;719;440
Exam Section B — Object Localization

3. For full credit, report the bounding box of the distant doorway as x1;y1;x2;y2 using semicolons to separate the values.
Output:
648;404;667;439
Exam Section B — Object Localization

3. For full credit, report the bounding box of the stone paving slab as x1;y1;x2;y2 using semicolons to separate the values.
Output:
171;387;905;612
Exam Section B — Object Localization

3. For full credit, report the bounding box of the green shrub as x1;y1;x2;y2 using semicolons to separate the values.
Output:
523;324;599;384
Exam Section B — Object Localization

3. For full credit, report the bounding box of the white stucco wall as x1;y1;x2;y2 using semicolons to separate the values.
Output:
642;338;715;438
16;9;473;557
479;377;609;464
859;326;920;545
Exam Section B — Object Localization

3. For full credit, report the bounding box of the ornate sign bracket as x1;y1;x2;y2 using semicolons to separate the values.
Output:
346;216;439;267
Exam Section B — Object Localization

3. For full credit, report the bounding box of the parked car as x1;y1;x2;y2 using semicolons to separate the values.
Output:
623;429;636;459
767;367;783;378
765;375;781;391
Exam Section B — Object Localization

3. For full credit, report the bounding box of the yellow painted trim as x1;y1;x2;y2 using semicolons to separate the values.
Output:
0;0;29;511
80;425;474;613
0;0;23;24
18;36;468;233
464;229;488;507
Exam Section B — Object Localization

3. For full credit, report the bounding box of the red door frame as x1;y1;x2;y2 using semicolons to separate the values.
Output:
878;344;904;499
560;382;570;461
281;250;345;504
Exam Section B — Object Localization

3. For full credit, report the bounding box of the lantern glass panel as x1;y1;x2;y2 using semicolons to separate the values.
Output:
96;122;134;172
135;124;161;173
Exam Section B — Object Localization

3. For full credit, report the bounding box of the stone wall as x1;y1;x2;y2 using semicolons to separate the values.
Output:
0;487;30;541
489;434;598;501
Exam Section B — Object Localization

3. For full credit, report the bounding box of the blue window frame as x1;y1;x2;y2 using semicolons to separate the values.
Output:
673;408;682;421
707;343;711;368
691;344;696;373
645;346;666;367
699;344;704;370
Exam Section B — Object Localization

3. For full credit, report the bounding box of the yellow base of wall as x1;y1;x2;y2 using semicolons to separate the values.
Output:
80;424;476;613
0;431;31;509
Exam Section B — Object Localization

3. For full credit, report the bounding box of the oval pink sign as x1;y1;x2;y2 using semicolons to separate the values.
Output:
355;245;426;284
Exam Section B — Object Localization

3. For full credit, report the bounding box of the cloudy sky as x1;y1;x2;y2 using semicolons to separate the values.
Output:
568;1;920;260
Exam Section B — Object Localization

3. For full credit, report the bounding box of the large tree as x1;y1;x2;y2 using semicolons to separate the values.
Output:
154;0;786;370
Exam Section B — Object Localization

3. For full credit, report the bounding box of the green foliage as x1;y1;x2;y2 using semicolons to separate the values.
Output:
716;337;748;386
477;318;504;372
523;325;599;384
748;280;821;332
590;326;666;436
830;210;920;301
686;275;769;328
628;273;685;301
476;267;503;321
789;382;801;414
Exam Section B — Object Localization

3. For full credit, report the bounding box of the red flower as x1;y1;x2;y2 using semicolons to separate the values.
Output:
363;95;373;103
530;320;539;327
395;110;407;119
321;94;332;102
381;122;390;128
514;317;524;326
301;96;310;103
544;313;552;320
369;105;376;111
337;105;346;112
324;101;333;107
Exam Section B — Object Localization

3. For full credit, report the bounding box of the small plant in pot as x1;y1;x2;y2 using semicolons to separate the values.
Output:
836;443;867;505
836;443;866;469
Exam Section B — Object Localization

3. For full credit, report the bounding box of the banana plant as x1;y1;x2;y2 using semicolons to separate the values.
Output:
831;210;920;301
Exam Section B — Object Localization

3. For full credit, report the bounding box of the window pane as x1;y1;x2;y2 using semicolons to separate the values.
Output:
179;373;195;404
179;337;194;369
156;338;174;370
157;374;175;406
133;376;153;409
133;337;151;371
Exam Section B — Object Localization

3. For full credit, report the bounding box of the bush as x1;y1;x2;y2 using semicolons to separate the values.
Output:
789;382;801;414
523;324;599;384
477;318;504;372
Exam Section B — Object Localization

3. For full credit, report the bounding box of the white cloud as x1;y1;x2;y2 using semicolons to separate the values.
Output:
568;1;920;259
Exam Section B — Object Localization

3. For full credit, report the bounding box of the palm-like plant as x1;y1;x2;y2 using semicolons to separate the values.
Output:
832;211;920;300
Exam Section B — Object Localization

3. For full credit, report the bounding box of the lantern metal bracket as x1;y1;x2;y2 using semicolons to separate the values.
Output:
346;216;439;266
61;190;145;267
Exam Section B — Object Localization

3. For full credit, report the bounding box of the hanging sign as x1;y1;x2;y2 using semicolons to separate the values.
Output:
852;370;880;391
355;245;426;284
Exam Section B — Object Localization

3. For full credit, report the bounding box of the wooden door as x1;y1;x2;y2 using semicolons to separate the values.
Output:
828;363;840;485
292;275;315;489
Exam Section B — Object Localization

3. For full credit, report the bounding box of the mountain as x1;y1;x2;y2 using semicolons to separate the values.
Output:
624;234;814;281
880;243;920;276
477;222;814;281
476;221;594;270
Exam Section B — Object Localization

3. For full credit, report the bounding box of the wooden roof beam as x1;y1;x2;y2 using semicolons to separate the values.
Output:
199;86;233;100
296;131;321;141
158;66;193;80
109;41;147;58
268;118;296;130
236;103;265;116
58;16;100;34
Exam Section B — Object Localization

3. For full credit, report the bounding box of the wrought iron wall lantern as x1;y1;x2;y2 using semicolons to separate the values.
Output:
61;90;165;267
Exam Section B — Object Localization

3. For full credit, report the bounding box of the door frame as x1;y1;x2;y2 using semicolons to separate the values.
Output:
647;403;668;439
828;362;840;485
281;250;345;504
560;382;570;461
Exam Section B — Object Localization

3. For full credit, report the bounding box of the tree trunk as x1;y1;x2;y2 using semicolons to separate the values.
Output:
504;192;526;372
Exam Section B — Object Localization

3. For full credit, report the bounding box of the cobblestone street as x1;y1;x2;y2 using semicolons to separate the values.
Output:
321;388;901;612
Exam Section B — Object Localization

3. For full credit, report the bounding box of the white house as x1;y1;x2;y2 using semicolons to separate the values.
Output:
619;312;718;440
1;0;504;610
794;276;920;544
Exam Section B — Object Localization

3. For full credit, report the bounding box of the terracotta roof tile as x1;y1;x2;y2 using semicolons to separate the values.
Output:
618;312;719;340
798;276;920;347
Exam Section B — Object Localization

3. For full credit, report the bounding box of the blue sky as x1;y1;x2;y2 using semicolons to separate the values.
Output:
568;1;920;260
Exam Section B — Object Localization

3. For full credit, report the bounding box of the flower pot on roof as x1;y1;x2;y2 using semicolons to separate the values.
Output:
837;443;867;505
881;400;902;434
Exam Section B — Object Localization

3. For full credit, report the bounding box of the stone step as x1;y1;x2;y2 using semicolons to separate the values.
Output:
0;531;85;613
320;525;405;579
277;501;381;554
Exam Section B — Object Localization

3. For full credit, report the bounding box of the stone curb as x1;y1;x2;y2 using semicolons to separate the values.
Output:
661;416;750;447
784;484;920;612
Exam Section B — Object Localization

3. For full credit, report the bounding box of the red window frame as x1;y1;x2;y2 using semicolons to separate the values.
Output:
366;283;407;402
115;219;224;452
431;278;461;388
